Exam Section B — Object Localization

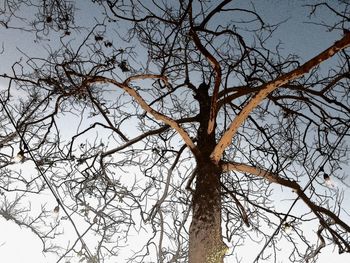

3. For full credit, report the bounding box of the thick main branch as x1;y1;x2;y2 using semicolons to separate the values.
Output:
211;33;350;163
221;161;350;233
88;75;201;158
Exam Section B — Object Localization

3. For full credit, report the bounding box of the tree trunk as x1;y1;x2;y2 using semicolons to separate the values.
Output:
189;83;227;262
189;162;227;263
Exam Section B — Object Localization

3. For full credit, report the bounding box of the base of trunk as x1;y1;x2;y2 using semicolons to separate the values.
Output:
188;163;228;263
189;218;228;263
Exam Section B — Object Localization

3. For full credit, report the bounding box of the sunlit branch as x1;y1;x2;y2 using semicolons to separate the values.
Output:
211;32;350;163
221;161;292;185
86;75;201;159
221;161;350;234
216;86;256;110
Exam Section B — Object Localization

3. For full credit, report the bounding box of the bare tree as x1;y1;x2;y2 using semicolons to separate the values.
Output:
1;1;350;262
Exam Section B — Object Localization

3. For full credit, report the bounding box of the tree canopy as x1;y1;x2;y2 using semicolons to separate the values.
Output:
1;1;350;262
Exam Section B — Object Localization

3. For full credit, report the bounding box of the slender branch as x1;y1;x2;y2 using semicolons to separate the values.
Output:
198;0;232;28
0;131;18;146
102;116;197;157
147;144;187;222
221;182;250;227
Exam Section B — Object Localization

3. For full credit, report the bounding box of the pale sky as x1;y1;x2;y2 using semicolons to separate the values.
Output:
1;1;350;263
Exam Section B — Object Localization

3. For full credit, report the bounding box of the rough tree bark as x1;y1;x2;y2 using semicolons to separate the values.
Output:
189;83;227;263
